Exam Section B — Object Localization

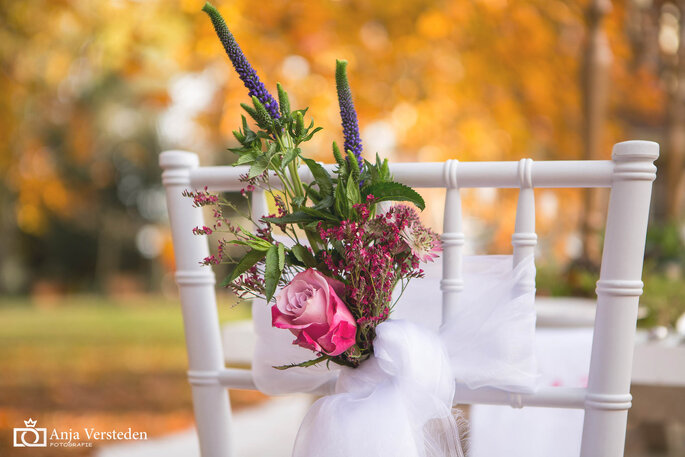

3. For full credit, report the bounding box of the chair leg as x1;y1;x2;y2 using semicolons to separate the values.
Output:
161;150;234;457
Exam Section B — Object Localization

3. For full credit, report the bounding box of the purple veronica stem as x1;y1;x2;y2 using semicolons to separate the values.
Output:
202;2;280;119
335;60;364;172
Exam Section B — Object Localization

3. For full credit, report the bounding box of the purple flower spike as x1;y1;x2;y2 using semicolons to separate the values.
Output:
202;2;280;119
335;60;364;172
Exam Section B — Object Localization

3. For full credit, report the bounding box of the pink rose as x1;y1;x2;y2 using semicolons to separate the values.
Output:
272;269;357;356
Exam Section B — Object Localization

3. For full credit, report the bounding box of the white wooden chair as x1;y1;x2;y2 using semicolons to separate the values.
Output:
160;140;658;457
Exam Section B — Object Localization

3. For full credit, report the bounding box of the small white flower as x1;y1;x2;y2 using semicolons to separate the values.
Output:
401;224;441;262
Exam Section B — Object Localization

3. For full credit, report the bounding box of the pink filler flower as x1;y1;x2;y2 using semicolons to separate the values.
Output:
272;269;357;356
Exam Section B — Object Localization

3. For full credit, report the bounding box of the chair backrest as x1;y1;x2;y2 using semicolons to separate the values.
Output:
160;140;658;457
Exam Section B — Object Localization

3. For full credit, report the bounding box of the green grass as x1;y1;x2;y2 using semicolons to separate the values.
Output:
0;295;251;376
0;295;253;457
537;264;685;328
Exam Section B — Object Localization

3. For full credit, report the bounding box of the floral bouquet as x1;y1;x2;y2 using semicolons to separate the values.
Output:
193;3;441;371
177;4;540;456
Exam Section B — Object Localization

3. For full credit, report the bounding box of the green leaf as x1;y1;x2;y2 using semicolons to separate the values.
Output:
302;158;332;196
282;147;300;168
264;245;282;302
336;161;348;180
277;243;285;271
221;249;266;287
313;194;335;211
248;161;267;179
263;211;316;225
265;141;278;161
285;250;304;268
232;130;245;143
304;221;321;231
234;153;256;165
226;237;272;251
363;158;378;183
334;179;349;219
240;115;258;143
244;130;257;144
228;146;249;154
362;181;426;210
291;244;316;267
346;173;361;206
242;231;276;248
302;126;323;142
301;206;339;222
303;184;321;203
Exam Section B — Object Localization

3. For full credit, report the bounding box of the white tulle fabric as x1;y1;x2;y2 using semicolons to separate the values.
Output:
441;255;539;392
293;320;465;457
251;254;538;456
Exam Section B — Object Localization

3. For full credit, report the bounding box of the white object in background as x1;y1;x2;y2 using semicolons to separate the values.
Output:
676;312;685;336
632;331;685;386
534;297;597;328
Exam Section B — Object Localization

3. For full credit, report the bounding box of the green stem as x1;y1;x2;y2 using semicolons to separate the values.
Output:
289;160;304;197
273;354;328;370
304;230;321;252
277;131;304;198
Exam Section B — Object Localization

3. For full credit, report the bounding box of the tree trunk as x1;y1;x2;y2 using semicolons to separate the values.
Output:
663;0;685;222
580;0;613;267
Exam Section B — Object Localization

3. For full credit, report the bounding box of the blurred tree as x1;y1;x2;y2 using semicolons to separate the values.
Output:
624;0;685;224
0;0;678;294
661;0;685;222
580;0;612;268
0;0;198;293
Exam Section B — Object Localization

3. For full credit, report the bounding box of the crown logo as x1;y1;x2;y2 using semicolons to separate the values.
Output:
24;419;37;428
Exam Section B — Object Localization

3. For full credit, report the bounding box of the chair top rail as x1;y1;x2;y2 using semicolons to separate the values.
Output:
189;160;615;192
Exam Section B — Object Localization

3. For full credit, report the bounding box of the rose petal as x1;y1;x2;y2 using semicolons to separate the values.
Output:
292;328;322;353
326;284;356;327
319;321;357;356
291;288;328;325
322;275;346;298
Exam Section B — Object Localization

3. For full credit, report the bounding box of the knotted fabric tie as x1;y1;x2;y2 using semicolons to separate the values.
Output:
292;320;465;457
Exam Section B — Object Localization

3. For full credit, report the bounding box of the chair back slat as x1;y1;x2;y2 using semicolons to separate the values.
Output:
512;158;537;268
441;160;465;325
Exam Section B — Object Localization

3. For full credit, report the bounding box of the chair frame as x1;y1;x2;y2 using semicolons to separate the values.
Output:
160;140;658;457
